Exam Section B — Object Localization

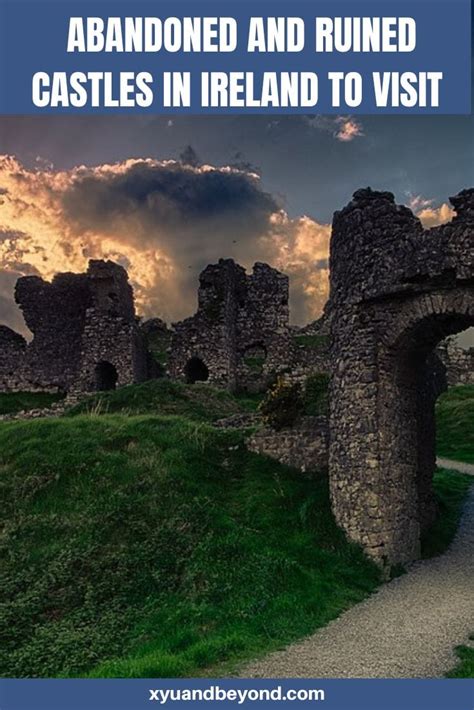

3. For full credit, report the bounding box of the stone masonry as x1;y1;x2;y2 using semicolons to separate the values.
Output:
247;416;328;474
0;260;148;394
437;338;474;386
328;187;474;569
168;259;295;392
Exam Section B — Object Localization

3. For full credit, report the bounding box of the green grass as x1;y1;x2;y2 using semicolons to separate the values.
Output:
68;379;259;422
0;414;381;678
421;468;472;559
1;380;471;679
446;636;474;678
436;385;474;463
0;391;64;415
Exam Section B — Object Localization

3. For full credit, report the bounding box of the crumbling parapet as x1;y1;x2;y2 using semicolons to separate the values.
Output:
3;259;148;395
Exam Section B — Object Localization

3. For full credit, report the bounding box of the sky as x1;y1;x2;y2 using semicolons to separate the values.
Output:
0;112;473;342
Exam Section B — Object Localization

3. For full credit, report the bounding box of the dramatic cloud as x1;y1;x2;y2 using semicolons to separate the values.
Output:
0;155;330;333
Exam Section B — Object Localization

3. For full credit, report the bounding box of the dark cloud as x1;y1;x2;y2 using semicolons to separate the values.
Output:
0;155;330;326
62;160;277;229
179;145;201;167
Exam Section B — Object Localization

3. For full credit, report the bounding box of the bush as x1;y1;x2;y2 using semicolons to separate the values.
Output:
259;378;304;430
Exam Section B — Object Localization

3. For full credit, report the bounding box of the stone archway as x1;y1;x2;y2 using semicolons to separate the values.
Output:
94;360;118;391
328;187;474;569
184;356;209;384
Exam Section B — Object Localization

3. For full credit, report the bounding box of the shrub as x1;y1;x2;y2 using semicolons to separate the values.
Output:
259;378;303;430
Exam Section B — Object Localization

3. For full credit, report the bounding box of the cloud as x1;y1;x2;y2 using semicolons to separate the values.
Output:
407;193;455;228
0;155;330;331
334;116;364;142
303;115;364;142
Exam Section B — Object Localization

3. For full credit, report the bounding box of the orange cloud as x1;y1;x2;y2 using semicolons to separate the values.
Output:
334;116;364;142
0;155;330;332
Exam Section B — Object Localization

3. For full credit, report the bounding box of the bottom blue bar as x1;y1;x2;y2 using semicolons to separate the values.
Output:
0;679;472;710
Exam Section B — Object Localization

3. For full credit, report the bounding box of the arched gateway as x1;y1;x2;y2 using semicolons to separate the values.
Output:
328;188;474;569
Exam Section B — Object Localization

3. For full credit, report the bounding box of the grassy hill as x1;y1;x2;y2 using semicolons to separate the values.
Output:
68;379;261;421
0;380;472;678
0;413;381;678
0;391;64;415
436;385;474;463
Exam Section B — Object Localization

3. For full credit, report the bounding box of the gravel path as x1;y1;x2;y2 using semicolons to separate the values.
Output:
241;462;474;678
437;457;474;476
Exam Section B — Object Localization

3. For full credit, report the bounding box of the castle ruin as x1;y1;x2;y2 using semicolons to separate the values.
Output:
0;187;472;570
168;259;294;392
328;187;473;568
0;260;148;394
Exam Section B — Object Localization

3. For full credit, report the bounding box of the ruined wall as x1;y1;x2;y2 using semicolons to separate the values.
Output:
0;325;28;391
169;259;295;391
328;187;474;569
437;339;474;386
247;416;328;474
15;272;92;391
283;316;330;386
169;260;246;389
73;260;147;393
0;260;148;395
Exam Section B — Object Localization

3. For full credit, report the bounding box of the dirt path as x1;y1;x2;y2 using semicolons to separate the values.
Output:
241;462;474;678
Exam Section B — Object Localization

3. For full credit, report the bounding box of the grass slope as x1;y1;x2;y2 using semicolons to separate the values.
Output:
0;414;379;678
0;391;64;415
1;381;471;678
68;379;261;421
436;385;474;463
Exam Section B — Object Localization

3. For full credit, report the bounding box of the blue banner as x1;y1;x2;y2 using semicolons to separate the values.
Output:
0;0;471;114
1;679;473;710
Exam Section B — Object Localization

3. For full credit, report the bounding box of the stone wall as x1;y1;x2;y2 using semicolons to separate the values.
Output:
247;416;328;474
169;259;295;392
0;259;149;395
0;325;28;391
15;271;91;391
72;260;147;393
328;187;474;569
437;339;474;386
